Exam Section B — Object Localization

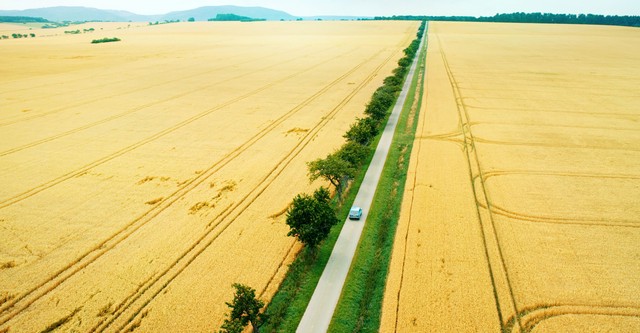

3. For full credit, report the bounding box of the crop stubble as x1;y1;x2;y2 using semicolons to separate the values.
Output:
0;21;419;332
381;22;640;332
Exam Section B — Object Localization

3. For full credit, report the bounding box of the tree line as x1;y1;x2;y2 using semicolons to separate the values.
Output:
374;12;640;27
0;16;48;23
218;20;426;333
2;33;36;39
307;20;425;200
208;13;266;22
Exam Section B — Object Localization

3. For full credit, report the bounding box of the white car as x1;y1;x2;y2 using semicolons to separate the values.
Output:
349;206;363;220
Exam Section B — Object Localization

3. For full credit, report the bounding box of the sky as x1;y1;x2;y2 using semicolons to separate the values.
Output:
0;0;638;17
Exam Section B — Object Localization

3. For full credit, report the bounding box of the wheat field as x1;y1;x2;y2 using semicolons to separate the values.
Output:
0;21;418;332
381;22;640;332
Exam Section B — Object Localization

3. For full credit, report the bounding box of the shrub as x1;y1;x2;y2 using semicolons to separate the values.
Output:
91;37;121;44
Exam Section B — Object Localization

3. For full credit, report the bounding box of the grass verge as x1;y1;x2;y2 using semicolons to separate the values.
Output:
327;32;427;333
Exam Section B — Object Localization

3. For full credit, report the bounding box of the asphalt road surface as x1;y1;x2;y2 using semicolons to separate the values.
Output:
296;31;426;333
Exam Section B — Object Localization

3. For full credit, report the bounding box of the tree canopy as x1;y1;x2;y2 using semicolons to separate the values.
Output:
220;283;268;333
308;153;356;195
344;117;378;146
286;187;338;250
336;141;370;168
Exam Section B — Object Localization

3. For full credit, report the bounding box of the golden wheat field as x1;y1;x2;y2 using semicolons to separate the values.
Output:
0;20;418;332
381;21;640;332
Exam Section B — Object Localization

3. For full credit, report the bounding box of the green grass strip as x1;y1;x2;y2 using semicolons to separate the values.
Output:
327;32;427;333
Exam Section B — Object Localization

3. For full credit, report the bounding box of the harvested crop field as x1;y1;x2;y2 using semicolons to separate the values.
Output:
381;22;640;332
0;20;418;332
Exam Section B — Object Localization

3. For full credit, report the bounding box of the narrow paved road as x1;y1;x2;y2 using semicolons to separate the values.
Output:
296;32;426;333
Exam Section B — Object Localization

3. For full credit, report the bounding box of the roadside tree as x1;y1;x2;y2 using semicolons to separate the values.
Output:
286;187;338;251
308;153;355;196
220;283;268;333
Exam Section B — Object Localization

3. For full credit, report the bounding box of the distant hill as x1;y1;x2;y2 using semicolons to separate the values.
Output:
161;6;296;21
0;6;303;22
0;6;151;22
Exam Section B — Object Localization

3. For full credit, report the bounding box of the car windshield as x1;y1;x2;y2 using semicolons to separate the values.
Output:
350;208;360;213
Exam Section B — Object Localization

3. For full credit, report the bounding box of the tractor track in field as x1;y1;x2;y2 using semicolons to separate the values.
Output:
0;47;359;210
0;48;327;157
469;121;640;132
0;43;302;121
438;33;522;332
458;85;640;96
0;56;187;97
392;64;428;333
476;169;640;227
0;43;398;330
504;303;640;333
483;203;640;227
93;45;402;333
388;26;430;332
465;104;640;119
0;45;192;95
470;137;640;152
0;47;300;127
258;241;299;299
0;55;214;108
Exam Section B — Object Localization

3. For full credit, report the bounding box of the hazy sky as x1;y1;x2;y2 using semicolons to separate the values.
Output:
1;0;638;17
